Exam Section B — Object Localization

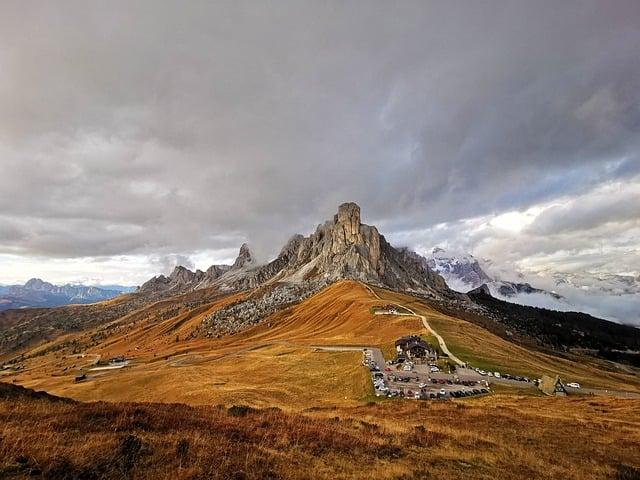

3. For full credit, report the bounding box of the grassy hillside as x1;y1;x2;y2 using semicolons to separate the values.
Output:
6;282;419;407
5;280;640;407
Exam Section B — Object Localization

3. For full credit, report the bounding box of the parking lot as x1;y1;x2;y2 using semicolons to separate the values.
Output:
363;348;491;400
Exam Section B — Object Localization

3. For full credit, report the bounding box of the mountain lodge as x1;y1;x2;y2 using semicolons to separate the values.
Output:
395;335;437;362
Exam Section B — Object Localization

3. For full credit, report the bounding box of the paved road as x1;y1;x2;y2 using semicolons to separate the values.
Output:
169;341;383;367
362;282;465;366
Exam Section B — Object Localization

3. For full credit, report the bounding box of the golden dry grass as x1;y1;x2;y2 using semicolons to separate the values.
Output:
17;345;371;408
8;280;640;408
1;383;639;480
10;282;417;407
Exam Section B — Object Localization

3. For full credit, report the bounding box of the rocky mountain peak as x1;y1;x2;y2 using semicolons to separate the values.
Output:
24;278;52;291
169;265;196;283
232;243;254;269
334;202;361;238
138;202;452;298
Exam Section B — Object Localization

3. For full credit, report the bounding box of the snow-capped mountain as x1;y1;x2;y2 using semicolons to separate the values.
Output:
424;248;566;308
425;247;491;292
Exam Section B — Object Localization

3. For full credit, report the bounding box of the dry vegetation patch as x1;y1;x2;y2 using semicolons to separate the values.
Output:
1;384;639;480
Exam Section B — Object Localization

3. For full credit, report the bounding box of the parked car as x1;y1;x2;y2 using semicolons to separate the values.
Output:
566;382;581;388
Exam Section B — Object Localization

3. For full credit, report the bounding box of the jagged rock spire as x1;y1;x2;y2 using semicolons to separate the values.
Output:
232;243;254;269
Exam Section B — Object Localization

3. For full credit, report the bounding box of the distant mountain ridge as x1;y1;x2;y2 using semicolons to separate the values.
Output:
423;248;565;307
0;279;126;311
140;203;451;298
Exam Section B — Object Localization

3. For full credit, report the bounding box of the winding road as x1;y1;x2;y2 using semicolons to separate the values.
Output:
360;282;465;366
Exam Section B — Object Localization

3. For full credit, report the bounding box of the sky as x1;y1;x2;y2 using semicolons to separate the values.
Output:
0;1;639;321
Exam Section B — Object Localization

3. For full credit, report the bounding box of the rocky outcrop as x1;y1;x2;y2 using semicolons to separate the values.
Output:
210;202;451;296
140;264;227;295
232;243;254;269
197;280;330;337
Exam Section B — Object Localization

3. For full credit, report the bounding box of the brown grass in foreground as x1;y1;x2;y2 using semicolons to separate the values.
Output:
1;383;640;480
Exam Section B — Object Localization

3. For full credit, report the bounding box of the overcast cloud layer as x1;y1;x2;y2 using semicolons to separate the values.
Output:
0;1;639;321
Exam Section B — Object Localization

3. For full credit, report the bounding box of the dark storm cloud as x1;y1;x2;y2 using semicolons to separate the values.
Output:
0;0;639;266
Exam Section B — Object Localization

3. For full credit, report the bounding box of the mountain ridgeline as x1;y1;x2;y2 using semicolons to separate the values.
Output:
0;279;126;311
140;202;451;298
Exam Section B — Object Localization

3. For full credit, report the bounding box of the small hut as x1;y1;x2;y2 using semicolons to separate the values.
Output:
538;375;567;396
